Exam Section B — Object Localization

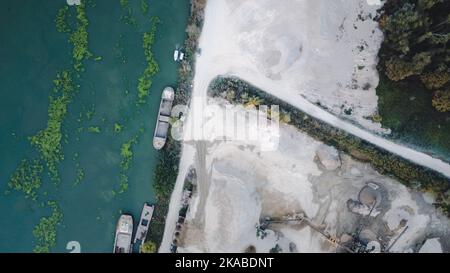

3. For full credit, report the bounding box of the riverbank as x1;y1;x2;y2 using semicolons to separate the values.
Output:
209;76;450;216
145;0;206;249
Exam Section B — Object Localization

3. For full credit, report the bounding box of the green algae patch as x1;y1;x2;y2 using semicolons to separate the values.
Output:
32;201;63;253
70;1;92;72
114;123;123;133
115;128;145;195
140;0;149;14
120;140;134;171
119;0;138;28
55;6;71;33
119;0;129;8
137;17;160;105
75;166;85;186
87;126;101;133
115;138;136;195
7;159;43;201
29;70;75;183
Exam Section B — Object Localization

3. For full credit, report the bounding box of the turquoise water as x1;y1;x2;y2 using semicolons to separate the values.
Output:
0;0;189;252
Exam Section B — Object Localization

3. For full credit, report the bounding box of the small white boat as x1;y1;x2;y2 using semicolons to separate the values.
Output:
153;87;175;150
173;49;179;62
134;203;154;244
113;214;133;253
179;52;184;61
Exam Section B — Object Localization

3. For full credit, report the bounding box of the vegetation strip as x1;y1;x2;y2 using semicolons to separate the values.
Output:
7;159;43;201
32;201;63;253
29;70;75;183
71;1;92;72
137;16;160;105
208;76;450;216
55;5;71;33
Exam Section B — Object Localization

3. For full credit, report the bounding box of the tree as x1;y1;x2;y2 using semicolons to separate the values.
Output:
432;89;450;112
385;52;431;81
378;0;450;112
140;241;157;253
420;71;450;89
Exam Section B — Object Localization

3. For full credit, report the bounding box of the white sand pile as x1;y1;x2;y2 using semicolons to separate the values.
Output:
195;0;385;132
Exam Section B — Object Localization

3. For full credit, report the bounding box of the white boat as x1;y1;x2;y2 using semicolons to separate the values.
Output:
173;49;179;61
113;214;133;253
134;203;154;244
153;87;175;150
179;52;184;61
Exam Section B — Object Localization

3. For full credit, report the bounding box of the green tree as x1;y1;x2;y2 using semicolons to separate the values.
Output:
420;71;450;89
432;89;450;112
378;0;450;112
140;241;157;253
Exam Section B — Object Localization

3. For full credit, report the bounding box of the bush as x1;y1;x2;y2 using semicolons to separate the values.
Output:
140;241;157;253
432;89;450;112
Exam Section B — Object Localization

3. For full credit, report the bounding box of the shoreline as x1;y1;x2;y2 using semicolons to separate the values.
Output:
145;0;206;251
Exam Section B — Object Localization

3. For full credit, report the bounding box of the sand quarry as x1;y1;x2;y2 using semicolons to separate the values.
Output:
160;0;450;253
171;101;450;253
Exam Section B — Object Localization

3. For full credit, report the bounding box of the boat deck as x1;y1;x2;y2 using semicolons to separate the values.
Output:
113;214;133;253
153;87;175;150
160;100;172;116
155;122;169;138
134;203;154;244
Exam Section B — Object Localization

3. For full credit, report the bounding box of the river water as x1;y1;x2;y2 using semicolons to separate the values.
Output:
0;0;189;252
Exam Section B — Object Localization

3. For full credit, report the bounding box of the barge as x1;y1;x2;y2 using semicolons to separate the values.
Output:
134;203;154;244
153;86;175;150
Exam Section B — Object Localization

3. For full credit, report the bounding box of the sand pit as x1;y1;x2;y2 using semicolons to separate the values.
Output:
171;102;450;253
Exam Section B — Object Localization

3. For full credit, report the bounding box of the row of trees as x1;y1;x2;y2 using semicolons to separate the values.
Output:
378;0;450;112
